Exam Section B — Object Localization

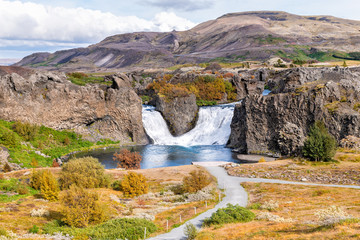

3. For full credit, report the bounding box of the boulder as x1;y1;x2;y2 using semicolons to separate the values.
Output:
155;94;198;136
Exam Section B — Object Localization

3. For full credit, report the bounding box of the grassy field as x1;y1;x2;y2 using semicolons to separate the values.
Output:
198;182;360;239
0;165;220;239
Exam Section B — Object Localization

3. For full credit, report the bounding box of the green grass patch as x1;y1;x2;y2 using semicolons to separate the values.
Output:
256;34;286;45
0;120;119;168
43;218;157;240
0;178;39;203
67;72;111;86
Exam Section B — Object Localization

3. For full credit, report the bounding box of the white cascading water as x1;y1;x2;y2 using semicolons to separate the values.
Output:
142;103;236;146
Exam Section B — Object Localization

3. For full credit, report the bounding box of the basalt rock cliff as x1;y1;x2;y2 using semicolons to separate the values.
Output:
0;66;147;144
227;67;360;156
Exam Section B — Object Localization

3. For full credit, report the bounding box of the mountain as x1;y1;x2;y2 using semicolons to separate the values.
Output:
14;11;360;71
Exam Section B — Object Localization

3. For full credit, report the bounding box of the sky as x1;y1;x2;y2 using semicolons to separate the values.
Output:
1;0;360;61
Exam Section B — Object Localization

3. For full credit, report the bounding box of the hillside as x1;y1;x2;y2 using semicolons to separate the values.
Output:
14;11;360;71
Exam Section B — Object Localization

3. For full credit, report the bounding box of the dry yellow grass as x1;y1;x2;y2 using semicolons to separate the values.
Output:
198;183;360;240
0;165;216;236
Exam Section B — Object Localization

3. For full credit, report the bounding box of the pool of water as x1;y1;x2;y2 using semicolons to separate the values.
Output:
72;144;239;169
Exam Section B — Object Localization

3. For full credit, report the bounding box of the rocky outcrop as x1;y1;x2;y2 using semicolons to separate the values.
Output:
228;67;360;156
0;67;148;144
155;94;198;136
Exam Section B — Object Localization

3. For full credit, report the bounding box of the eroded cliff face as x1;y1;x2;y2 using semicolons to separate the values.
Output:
0;68;148;144
227;67;360;156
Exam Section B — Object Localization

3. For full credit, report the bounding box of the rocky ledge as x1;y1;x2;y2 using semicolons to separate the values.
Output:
227;67;360;156
0;67;148;144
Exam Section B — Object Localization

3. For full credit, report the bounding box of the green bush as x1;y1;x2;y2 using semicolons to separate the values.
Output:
203;204;255;226
184;223;198;240
0;130;18;147
111;180;122;191
61;185;108;228
0;227;8;237
59;157;111;189
183;170;211;193
302;121;336;162
12;121;39;141
29;225;39;234
121;172;148;197
44;218;157;240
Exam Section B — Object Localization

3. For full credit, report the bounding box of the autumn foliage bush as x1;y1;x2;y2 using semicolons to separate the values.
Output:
120;172;148;197
113;149;142;170
183;170;212;193
40;170;59;201
60;185;108;228
30;169;59;201
147;75;237;104
58;157;111;189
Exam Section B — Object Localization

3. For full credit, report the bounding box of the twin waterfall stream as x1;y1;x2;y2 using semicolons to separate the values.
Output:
74;103;239;169
142;103;236;146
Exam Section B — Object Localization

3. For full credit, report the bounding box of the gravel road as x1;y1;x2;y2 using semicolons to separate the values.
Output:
148;166;360;240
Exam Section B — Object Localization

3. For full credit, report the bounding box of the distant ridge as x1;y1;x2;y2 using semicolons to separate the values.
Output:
14;11;360;71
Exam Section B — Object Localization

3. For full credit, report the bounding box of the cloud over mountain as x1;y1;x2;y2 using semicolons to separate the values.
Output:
0;0;195;45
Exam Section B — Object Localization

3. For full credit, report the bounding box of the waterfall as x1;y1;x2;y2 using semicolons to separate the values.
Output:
142;103;236;146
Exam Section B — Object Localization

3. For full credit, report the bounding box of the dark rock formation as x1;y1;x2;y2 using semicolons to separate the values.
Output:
228;67;360;156
0;67;148;144
155;94;198;136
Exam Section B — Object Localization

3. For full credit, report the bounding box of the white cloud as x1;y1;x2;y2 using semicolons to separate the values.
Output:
153;12;196;32
0;0;196;44
143;0;214;11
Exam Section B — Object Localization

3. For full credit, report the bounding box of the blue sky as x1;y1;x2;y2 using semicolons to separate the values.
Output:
1;0;360;61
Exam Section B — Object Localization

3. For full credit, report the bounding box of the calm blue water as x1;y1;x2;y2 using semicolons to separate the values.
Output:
72;145;239;169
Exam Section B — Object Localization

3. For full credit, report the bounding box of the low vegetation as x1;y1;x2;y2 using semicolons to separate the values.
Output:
119;172;149;197
0;164;218;239
60;185;108;227
66;72;111;86
198;182;360;239
113;149;142;169
184;223;198;240
44;218;157;240
146;74;237;106
203;204;255;226
38;170;59;201
0;120;118;168
58;157;111;189
302;121;336;162
183;170;212;193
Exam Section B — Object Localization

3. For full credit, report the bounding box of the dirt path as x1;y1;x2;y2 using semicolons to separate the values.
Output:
148;166;360;240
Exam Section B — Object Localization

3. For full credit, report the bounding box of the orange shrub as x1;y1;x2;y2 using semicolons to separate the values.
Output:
224;72;235;78
113;149;142;170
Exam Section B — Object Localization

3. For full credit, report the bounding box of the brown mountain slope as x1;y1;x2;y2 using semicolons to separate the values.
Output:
14;11;360;71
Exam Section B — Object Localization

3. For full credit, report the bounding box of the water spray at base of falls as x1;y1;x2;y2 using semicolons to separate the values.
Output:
142;103;236;146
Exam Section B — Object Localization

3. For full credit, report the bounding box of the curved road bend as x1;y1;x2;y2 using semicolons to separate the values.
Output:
148;166;360;240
